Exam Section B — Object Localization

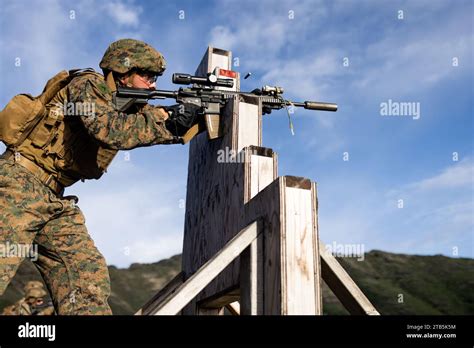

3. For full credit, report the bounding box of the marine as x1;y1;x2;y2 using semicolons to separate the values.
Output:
0;39;199;314
2;281;54;315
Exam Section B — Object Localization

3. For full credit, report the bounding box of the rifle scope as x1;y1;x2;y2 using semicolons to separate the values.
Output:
172;73;234;88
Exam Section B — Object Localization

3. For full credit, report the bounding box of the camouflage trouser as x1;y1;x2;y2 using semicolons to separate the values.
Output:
0;159;112;314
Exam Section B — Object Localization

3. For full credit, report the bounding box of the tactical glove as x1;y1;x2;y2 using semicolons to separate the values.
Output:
165;103;201;136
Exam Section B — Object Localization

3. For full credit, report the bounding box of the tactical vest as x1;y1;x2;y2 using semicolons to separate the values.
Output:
1;69;117;189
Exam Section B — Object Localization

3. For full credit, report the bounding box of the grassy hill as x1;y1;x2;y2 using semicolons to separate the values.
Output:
1;251;472;315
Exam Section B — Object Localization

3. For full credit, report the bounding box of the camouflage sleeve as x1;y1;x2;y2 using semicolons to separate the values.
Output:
67;74;182;150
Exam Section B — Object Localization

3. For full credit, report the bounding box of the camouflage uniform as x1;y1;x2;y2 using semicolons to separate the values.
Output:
2;298;32;315
0;39;181;314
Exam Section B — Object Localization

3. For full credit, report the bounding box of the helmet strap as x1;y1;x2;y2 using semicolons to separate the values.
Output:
105;71;117;92
125;71;137;87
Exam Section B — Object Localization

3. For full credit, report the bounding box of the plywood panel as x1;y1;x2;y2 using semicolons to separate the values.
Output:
211;47;232;71
283;187;316;314
243;176;321;314
237;102;259;152
249;154;275;200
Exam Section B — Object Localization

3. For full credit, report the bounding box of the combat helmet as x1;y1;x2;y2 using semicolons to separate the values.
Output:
99;38;166;76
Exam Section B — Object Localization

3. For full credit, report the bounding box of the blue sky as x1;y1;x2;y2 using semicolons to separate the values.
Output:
0;0;472;267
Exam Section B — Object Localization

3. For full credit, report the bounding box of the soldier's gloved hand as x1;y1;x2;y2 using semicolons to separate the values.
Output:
165;103;201;136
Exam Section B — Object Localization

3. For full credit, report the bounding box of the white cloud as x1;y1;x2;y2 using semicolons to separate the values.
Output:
386;158;474;200
104;1;141;27
410;158;473;191
206;0;472;162
0;0;73;94
354;29;472;97
209;26;238;51
208;0;328;62
207;1;344;158
0;0;148;100
127;236;183;264
260;49;342;101
386;158;473;255
318;157;474;258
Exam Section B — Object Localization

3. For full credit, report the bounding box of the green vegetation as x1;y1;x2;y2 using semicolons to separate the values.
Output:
1;251;472;315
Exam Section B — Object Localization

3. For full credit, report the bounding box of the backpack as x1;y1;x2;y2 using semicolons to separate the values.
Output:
0;68;94;148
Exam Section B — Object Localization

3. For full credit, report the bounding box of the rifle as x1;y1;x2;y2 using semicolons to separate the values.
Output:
114;72;337;142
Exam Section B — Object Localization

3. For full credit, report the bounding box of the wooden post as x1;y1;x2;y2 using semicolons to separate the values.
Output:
243;176;322;314
182;47;272;314
181;46;321;315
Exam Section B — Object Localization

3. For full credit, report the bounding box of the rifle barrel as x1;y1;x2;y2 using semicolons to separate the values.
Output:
294;101;337;111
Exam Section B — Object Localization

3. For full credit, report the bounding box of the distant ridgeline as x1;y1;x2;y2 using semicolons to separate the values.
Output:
1;251;472;315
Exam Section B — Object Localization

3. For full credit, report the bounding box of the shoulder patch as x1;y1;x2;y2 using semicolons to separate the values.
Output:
97;82;110;95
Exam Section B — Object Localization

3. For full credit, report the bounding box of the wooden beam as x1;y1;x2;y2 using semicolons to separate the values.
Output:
152;221;261;315
197;307;225;315
240;232;263;315
135;272;184;315
197;286;239;309
225;301;241;315
320;242;379;315
282;181;320;314
311;182;323;313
